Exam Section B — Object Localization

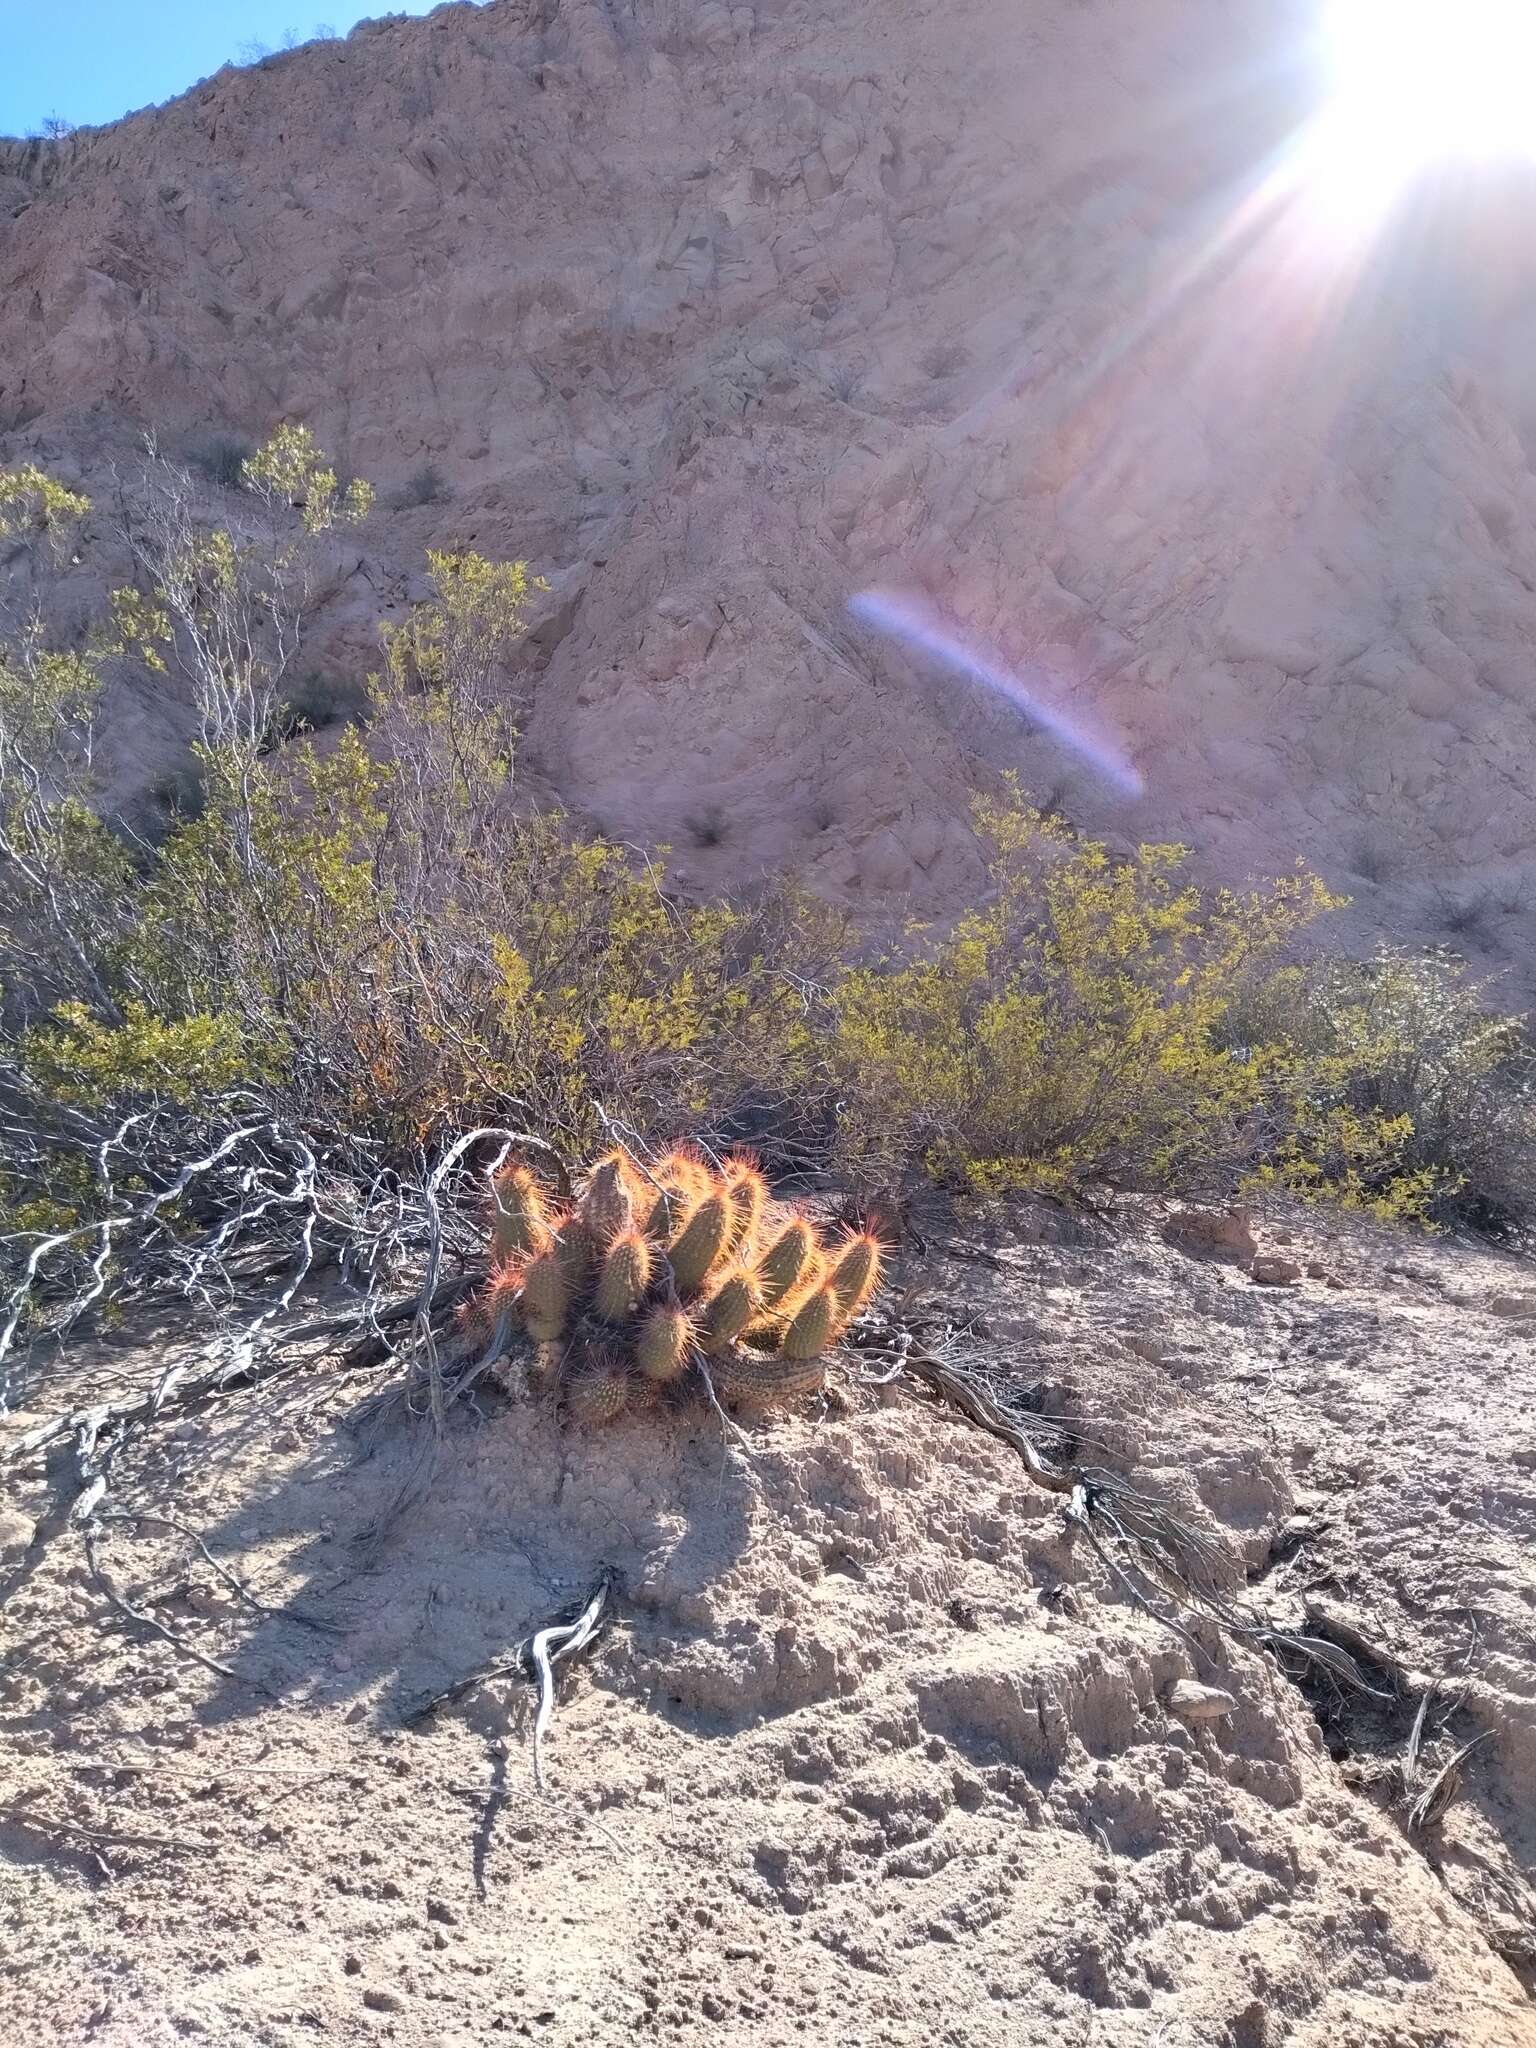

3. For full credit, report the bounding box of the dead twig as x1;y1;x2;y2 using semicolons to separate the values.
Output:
7;1272;476;1518
877;1340;1075;1495
863;1321;1392;1699
66;1759;347;1782
0;1804;210;1854
1404;1682;1435;1790
1408;1733;1493;1832
531;1572;612;1794
404;1647;536;1728
82;1523;270;1696
92;1507;340;1634
692;1355;754;1454
403;1569;615;1749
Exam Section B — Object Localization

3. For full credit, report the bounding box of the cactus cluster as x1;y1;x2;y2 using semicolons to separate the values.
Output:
460;1146;884;1424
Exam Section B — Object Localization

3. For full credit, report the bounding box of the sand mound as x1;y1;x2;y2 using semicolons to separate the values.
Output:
4;1204;1534;2043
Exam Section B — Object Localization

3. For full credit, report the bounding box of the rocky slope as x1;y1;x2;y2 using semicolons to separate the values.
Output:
5;0;1536;960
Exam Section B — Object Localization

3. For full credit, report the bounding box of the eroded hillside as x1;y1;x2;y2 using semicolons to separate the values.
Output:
4;0;1536;967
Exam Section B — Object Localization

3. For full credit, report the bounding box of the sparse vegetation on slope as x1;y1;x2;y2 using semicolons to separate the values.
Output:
3;441;1535;1382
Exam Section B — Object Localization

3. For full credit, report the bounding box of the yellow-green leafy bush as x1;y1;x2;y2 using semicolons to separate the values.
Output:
5;436;1536;1293
1243;950;1536;1229
832;791;1339;1201
20;1000;260;1112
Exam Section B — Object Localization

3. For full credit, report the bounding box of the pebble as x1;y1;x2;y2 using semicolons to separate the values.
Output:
1251;1254;1302;1287
1166;1679;1238;1721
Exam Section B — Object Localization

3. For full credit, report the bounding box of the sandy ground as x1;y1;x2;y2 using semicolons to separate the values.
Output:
3;1199;1535;2047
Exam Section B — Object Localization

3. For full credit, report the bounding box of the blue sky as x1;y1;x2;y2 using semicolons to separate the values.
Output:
1;5;445;137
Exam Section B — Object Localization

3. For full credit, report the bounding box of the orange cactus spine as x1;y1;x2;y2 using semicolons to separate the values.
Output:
552;1209;595;1294
656;1146;713;1205
757;1218;816;1308
563;1346;631;1426
782;1282;838;1361
722;1156;769;1258
702;1265;765;1350
668;1191;731;1296
594;1227;653;1323
489;1163;553;1263
520;1243;572;1345
581;1154;637;1249
642;1179;690;1245
772;1248;828;1328
828;1232;884;1321
635;1304;695;1384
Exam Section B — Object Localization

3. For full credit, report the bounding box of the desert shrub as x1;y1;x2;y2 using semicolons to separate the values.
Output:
0;465;90;541
829;795;1536;1228
683;804;728;849
6;444;1536;1378
1349;830;1395;884
920;340;968;379
77;739;845;1162
21;1000;260;1112
390;461;448;509
830;792;1339;1202
146;757;208;821
273;672;370;736
1;741;846;1287
1244;950;1536;1231
0;443;846;1270
0;474;135;1021
1431;886;1494;946
185;433;254;489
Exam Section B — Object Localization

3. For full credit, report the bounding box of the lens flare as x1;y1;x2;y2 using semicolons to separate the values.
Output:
848;589;1143;798
1320;0;1536;187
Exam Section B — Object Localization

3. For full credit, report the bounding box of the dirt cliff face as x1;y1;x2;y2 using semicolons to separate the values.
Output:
5;0;1536;961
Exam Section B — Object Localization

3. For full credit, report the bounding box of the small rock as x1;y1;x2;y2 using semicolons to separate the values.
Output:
1166;1679;1238;1722
1488;1293;1536;1319
1162;1208;1257;1264
0;1508;36;1562
1251;1255;1302;1287
425;1897;458;1926
362;1987;403;2013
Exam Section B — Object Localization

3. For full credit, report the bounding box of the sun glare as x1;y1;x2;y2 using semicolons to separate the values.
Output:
1322;0;1536;177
